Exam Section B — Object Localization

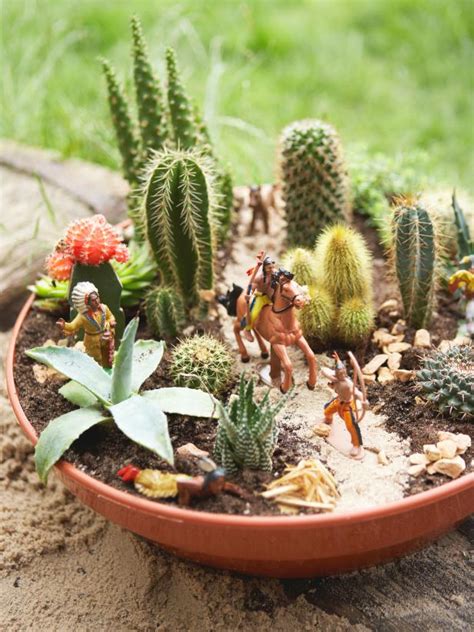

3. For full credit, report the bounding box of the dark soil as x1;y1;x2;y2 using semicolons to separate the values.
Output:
14;310;317;516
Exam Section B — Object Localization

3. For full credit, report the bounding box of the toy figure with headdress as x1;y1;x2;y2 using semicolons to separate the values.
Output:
56;281;116;368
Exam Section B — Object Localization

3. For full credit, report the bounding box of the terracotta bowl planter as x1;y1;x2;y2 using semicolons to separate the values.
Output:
6;295;474;578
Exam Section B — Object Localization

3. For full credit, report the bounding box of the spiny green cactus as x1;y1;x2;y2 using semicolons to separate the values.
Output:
166;48;199;149
170;334;234;396
282;247;317;286
142;148;218;308
145;286;186;338
131;15;168;152
298;286;335;343
337;297;374;345
214;374;287;474
391;198;438;328
314;224;373;306
417;345;474;420
279;120;351;248
101;58;142;186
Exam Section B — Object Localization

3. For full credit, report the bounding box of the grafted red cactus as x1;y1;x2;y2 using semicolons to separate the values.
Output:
64;214;129;266
46;249;74;281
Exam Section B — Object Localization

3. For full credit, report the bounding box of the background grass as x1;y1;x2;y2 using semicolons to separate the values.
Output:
1;0;473;189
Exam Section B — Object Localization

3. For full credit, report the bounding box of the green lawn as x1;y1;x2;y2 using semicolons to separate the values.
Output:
1;0;473;189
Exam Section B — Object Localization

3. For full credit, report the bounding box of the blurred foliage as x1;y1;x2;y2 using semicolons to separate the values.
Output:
1;0;473;188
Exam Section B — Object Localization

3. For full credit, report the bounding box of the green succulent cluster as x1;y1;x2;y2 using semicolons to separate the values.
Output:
279;119;351;248
391;198;439;328
29;243;158;312
169;334;235;396
417;345;474;420
145;286;186;338
214;374;287;474
102;16;233;243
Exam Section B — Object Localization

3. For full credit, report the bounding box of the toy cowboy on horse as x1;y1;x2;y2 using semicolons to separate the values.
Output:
241;250;276;342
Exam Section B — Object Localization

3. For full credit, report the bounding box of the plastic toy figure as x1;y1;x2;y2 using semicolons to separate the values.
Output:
176;468;246;506
219;256;317;393
448;255;474;337
56;281;116;367
241;250;276;343
321;352;369;459
248;185;270;235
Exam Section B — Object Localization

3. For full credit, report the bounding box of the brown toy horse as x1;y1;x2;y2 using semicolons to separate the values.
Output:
219;272;317;393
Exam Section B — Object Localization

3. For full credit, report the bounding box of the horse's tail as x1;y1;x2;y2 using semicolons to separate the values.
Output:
217;283;243;317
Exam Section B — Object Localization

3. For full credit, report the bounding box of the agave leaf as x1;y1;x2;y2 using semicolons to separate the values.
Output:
111;317;139;404
131;339;165;393
26;346;111;404
35;407;108;483
143;387;219;418
59;381;99;408
110;395;174;465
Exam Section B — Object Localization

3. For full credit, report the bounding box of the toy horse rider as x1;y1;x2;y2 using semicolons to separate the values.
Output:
219;251;317;393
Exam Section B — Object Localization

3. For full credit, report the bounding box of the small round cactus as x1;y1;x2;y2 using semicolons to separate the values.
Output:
46;247;74;281
282;247;317;287
64;215;129;267
337;297;375;345
417;345;474;420
170;334;235;396
146;287;186;338
299;286;335;343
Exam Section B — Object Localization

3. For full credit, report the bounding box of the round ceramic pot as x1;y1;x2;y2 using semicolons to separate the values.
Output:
6;295;474;578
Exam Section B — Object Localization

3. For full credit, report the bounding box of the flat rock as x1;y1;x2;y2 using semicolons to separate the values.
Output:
414;328;431;348
362;354;388;375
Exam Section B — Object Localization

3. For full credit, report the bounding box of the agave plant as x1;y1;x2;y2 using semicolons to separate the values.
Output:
26;317;218;483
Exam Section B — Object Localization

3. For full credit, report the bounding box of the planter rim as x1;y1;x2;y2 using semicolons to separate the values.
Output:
7;294;474;529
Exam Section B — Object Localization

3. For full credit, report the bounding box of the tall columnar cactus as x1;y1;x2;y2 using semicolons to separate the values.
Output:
101;59;142;186
142;148;218;308
282;247;317;286
131;16;168;152
214;375;287;474
279;120;351;248
313;224;374;344
391;198;438;328
166;48;199;149
170;334;235;396
145;286;186;338
417;345;474;419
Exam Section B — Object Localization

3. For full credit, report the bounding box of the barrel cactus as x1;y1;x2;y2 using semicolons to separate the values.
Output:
146;287;186;338
298;286;335;343
170;334;234;396
417;345;474;420
282;247;317;287
337;298;375;345
279;119;351;248
142;148;218;309
391;198;438;328
214;374;287;474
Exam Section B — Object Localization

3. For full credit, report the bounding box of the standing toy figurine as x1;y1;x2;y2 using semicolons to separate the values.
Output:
248;185;270;235
448;255;474;337
56;282;116;368
321;352;369;459
219;256;317;393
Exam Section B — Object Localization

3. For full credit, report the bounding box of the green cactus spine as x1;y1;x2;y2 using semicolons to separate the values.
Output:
337;298;374;345
279;119;351;248
391;198;437;328
131;16;168;153
166;48;199;149
282;247;317;286
170;334;234;396
101;58;142;186
417;345;474;420
214;374;287;474
143;148;218;308
145;286;186;338
298;286;335;343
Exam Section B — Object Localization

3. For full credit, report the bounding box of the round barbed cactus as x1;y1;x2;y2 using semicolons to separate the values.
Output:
279;119;351;248
337;297;375;345
314;224;373;306
145;286;186;338
391;197;438;328
142;147;219;308
298;286;335;343
170;334;235;396
417;345;474;420
131;16;168;152
282;247;317;286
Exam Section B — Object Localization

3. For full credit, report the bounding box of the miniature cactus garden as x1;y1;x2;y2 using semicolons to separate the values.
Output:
9;17;473;525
